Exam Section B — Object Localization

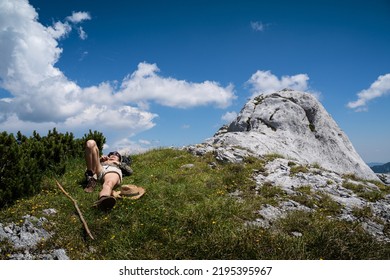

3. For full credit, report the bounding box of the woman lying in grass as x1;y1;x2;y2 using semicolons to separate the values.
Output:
84;139;122;211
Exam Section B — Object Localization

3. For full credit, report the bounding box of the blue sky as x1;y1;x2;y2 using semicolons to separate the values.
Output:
1;0;389;163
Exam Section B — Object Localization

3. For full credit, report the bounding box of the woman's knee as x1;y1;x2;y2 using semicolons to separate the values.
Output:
85;139;97;150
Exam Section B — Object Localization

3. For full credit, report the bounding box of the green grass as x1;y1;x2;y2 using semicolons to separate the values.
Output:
1;148;390;259
289;164;310;176
342;181;385;202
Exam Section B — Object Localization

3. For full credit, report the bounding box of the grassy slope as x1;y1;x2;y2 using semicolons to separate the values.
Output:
1;148;389;259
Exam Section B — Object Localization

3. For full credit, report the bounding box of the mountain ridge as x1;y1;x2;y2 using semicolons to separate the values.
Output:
371;162;390;174
367;162;385;167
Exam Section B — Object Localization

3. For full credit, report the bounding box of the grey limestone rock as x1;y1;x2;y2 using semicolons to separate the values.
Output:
0;209;70;259
377;173;390;185
188;89;378;181
251;157;390;241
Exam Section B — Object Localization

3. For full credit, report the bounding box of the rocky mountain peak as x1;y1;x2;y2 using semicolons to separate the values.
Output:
191;89;378;181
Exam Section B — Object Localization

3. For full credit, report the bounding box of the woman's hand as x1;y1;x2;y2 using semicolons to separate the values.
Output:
100;155;108;162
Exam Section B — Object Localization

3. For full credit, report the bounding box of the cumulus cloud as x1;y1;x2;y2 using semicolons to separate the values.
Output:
0;0;235;150
347;74;390;111
221;111;238;123
64;105;157;132
117;62;236;108
47;21;72;39
246;70;311;97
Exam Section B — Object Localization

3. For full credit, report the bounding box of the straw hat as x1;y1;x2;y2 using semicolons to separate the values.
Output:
112;184;145;200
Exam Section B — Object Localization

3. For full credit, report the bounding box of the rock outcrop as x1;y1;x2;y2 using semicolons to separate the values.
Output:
186;90;389;241
189;89;378;181
249;156;390;242
0;209;69;260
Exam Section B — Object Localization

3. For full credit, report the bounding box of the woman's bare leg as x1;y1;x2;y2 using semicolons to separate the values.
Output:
100;172;120;198
84;140;102;192
85;139;102;175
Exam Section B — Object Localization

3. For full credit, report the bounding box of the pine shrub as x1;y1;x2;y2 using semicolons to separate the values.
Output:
0;129;106;208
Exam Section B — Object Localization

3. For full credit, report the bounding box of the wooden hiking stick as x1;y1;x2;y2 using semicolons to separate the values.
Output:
55;179;95;240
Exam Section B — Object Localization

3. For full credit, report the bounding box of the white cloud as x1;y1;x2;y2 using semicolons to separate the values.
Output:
251;21;267;32
246;70;311;97
0;113;57;134
47;21;72;39
0;0;236;150
138;139;151;145
347;74;390;111
0;0;155;138
78;26;88;40
66;11;91;24
221;111;238;123
47;11;91;40
64;105;157;131
0;2;63;91
117;62;236;108
112;138;156;155
64;12;91;40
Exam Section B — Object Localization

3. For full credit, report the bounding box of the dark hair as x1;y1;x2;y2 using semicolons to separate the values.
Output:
108;151;122;162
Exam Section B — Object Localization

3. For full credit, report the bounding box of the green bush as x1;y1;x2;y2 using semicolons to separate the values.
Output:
0;129;106;208
0;131;42;207
81;129;106;154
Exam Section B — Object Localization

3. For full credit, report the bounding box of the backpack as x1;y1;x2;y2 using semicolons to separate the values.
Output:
119;155;133;176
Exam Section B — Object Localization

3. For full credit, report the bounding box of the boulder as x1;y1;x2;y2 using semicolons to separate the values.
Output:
189;89;378;181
